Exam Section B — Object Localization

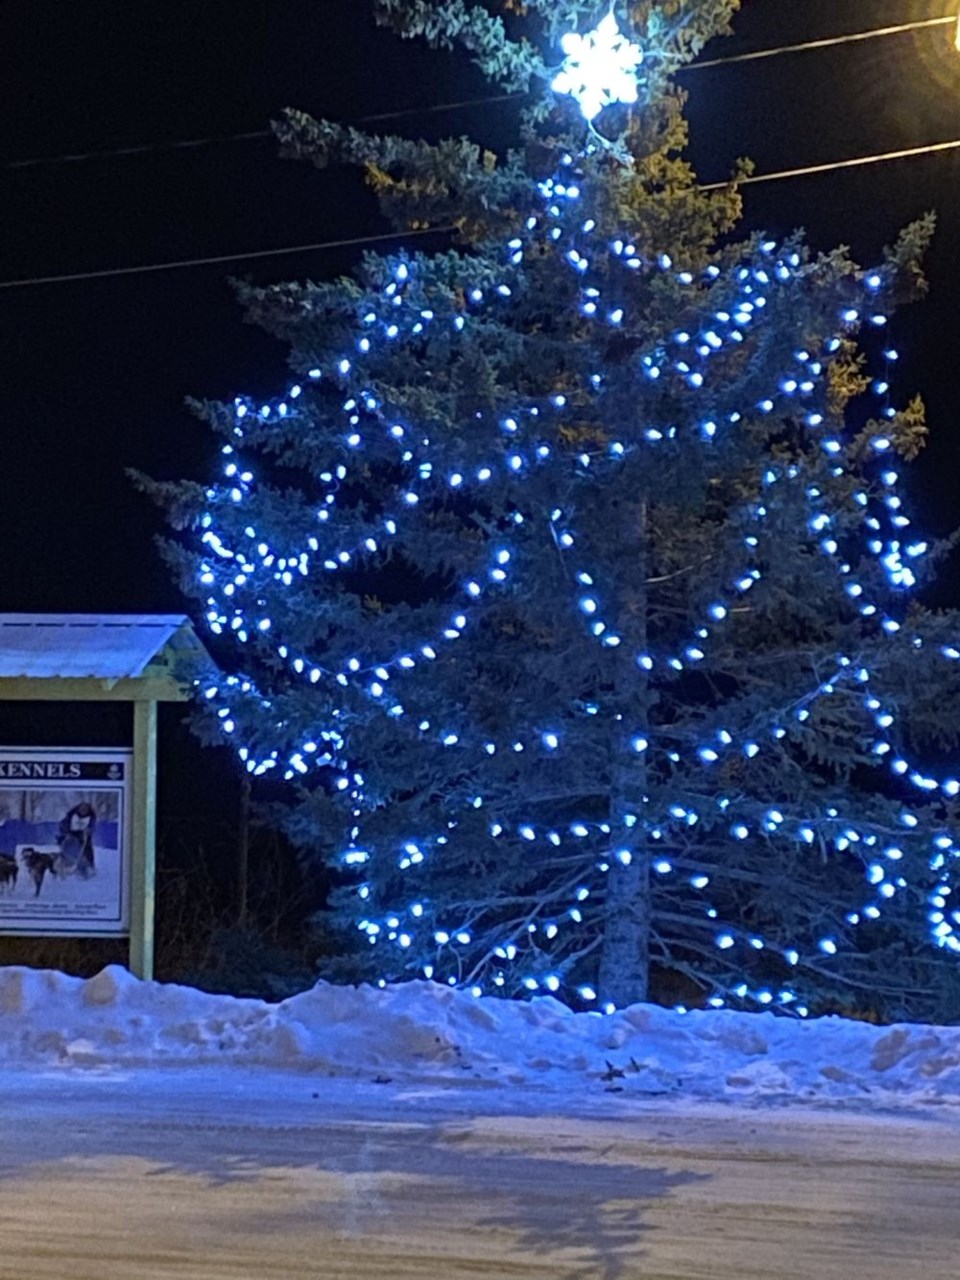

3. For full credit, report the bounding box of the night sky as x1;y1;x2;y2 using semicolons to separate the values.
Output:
3;0;959;616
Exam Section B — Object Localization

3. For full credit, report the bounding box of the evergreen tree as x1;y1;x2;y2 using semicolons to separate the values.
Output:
149;1;960;1017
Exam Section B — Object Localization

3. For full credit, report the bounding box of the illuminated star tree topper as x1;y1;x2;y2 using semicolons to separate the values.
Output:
551;11;644;121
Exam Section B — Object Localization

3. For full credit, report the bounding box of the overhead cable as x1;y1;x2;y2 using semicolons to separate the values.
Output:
698;137;960;191
5;16;955;171
2;131;959;290
0;226;456;290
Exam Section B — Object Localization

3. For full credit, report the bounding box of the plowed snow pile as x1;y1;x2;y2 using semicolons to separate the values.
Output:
2;965;959;1111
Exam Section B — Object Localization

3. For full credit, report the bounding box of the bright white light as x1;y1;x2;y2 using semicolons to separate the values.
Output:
552;13;643;122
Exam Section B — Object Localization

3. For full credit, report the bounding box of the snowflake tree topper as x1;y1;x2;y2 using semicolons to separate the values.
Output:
551;12;643;122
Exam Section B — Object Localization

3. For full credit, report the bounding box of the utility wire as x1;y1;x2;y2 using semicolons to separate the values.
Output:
0;226;456;290
2;135;959;290
4;15;956;171
680;14;956;71
698;136;960;191
3;12;959;288
3;95;522;171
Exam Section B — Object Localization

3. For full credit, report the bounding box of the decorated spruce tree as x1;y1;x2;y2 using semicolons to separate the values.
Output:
153;1;960;1017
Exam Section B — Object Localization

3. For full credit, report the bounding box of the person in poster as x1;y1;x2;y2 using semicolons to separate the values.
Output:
56;800;97;878
0;749;130;935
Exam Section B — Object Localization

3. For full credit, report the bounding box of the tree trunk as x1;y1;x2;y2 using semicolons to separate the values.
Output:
237;775;251;927
597;499;651;1008
597;840;650;1007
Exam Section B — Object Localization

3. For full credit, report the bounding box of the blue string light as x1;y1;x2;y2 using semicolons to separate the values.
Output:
192;101;960;1012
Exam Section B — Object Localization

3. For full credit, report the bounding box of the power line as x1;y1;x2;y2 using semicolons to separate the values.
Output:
2;134;959;291
3;94;522;172
699;136;960;191
0;226;455;290
681;14;956;71
5;16;956;171
5;129;273;170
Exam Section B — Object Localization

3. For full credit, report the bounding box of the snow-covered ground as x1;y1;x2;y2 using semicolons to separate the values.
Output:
2;964;959;1114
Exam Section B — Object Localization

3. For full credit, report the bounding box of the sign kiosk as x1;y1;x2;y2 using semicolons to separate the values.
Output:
0;615;207;980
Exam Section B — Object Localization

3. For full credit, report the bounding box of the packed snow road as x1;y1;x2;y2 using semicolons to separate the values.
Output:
0;1069;958;1280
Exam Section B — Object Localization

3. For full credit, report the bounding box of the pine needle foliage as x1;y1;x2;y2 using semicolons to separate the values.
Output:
145;1;960;1020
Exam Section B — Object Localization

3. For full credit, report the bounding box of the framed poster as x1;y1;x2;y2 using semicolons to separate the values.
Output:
0;748;132;936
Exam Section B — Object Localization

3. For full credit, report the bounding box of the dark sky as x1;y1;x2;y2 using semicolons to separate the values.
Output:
3;0;960;615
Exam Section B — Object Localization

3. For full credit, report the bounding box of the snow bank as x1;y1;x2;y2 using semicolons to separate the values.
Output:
2;965;960;1110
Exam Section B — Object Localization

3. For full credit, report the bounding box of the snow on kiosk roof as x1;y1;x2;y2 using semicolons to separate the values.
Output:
0;613;208;700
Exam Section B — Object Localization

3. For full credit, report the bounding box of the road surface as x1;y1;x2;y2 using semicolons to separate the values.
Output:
0;1068;958;1279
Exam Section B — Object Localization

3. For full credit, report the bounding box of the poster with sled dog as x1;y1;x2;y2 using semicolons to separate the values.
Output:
0;748;131;935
